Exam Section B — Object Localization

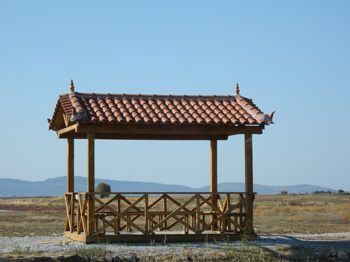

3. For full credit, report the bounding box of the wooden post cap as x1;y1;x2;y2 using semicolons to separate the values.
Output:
70;79;75;92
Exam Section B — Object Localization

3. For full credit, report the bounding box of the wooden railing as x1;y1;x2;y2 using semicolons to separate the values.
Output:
64;192;255;237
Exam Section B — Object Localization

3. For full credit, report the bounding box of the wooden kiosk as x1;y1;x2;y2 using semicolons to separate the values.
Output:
48;81;274;243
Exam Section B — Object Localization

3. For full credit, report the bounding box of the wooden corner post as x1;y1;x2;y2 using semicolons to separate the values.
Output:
244;134;255;234
65;138;75;233
67;138;74;193
87;132;95;236
210;140;218;230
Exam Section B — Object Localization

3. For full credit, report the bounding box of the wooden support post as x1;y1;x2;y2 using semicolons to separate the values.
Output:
117;196;121;232
245;134;255;234
227;193;231;232
67;138;74;193
196;193;200;234
65;139;75;233
163;195;167;230
87;133;95;236
144;193;149;235
210;140;218;230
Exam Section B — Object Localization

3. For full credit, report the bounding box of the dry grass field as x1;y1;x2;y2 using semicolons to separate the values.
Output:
0;197;66;237
254;193;350;235
0;193;349;237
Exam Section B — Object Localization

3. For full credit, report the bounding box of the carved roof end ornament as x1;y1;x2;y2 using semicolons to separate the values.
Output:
70;79;75;93
235;82;240;95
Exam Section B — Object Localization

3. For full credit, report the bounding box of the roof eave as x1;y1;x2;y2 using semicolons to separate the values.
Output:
56;122;264;140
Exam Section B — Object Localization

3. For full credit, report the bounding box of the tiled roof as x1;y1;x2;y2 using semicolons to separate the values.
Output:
48;85;274;131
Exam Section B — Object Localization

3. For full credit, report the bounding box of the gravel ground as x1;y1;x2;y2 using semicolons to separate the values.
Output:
1;233;349;260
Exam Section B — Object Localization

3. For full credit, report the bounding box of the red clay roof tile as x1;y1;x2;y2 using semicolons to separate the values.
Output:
48;91;274;130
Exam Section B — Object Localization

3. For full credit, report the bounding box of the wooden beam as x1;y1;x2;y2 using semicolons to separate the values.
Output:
80;191;250;195
210;140;218;230
87;133;95;235
63;113;69;127
244;134;254;234
64;231;242;243
58;133;229;140
57;124;79;138
57;123;263;139
67;138;74;192
75;123;263;136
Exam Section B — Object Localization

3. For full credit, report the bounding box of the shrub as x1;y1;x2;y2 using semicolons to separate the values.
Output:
288;200;303;206
74;246;109;257
12;245;31;255
96;182;111;198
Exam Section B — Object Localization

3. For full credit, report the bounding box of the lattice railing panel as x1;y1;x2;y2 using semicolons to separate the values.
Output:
65;192;254;237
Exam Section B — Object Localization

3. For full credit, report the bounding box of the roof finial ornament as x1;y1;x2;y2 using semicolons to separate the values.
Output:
235;82;240;95
70;79;75;93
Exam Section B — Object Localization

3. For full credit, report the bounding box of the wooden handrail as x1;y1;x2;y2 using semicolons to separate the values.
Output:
80;191;256;194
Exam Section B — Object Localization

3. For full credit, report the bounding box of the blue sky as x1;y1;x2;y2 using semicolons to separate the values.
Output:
0;1;349;191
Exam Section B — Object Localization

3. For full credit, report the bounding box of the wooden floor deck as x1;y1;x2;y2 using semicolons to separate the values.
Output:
64;230;242;243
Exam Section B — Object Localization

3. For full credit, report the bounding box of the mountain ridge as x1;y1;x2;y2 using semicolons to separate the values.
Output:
0;176;337;197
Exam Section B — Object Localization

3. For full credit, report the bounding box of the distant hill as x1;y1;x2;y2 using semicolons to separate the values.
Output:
199;183;336;195
0;176;336;197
